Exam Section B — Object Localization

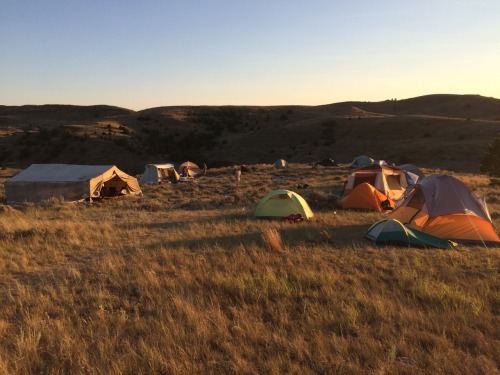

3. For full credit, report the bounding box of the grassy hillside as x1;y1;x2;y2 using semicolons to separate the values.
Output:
0;164;498;374
0;94;499;174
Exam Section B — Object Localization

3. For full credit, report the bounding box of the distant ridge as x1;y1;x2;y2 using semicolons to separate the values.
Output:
0;104;135;122
322;94;500;121
0;94;499;173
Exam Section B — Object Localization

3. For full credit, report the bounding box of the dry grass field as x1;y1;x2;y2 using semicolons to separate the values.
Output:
0;164;498;374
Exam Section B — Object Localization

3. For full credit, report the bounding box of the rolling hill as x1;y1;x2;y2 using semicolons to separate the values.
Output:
0;94;499;174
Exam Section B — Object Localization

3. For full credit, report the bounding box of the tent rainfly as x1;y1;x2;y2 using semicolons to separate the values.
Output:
5;164;141;203
139;163;179;185
398;163;425;180
366;219;457;249
338;182;395;212
389;174;500;246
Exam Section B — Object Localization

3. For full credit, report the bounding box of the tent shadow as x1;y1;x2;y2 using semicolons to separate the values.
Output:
130;220;372;251
278;223;371;248
122;211;251;231
159;231;262;250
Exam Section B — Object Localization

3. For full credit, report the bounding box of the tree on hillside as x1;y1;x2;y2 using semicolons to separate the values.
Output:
480;135;500;176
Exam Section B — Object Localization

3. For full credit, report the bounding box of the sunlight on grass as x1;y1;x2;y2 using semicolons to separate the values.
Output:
0;164;498;374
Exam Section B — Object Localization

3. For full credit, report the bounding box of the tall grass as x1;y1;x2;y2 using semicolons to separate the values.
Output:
0;164;498;374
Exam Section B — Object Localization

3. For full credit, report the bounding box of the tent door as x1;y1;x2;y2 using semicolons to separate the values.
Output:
353;174;376;188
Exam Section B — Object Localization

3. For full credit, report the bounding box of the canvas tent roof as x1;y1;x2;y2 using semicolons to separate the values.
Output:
254;189;313;219
178;161;202;177
389;174;500;245
5;164;141;203
366;219;457;249
139;163;179;185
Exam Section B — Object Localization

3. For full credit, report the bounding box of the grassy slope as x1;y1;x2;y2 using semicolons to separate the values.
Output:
0;94;499;174
0;164;498;374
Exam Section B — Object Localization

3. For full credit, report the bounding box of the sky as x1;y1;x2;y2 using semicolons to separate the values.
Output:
1;0;499;110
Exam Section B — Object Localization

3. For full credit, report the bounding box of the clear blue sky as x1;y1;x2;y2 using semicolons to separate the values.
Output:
1;0;499;110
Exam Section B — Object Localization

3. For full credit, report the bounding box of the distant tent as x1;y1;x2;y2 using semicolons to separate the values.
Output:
375;160;390;166
398;164;425;180
139;163;179;185
338;182;394;212
5;164;141;203
178;161;202;177
273;159;289;169
255;189;313;219
350;155;374;169
389;174;500;246
366;219;457;249
314;158;338;167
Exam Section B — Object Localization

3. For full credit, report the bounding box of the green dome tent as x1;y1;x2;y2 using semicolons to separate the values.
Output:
366;219;456;249
350;155;374;169
254;189;313;219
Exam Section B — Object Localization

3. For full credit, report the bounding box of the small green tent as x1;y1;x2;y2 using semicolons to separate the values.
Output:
366;219;457;249
350;155;374;169
254;189;313;219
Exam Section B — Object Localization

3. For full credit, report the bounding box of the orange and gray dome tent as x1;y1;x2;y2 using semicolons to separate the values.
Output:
389;174;500;246
5;164;141;203
338;164;415;211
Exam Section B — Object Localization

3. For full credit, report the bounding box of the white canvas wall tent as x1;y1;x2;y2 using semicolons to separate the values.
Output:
5;164;141;203
139;163;179;185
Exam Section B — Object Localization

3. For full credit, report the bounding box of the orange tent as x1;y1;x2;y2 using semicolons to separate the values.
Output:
343;164;414;201
338;182;395;212
389;174;500;246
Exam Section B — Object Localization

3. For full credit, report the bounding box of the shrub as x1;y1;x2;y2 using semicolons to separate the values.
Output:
480;135;500;176
261;227;284;253
398;155;411;164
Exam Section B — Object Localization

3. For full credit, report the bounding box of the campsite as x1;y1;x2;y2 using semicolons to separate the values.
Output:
0;96;498;373
3;0;500;369
0;156;499;373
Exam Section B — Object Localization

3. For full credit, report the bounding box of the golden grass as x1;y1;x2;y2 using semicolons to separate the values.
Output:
0;164;498;374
